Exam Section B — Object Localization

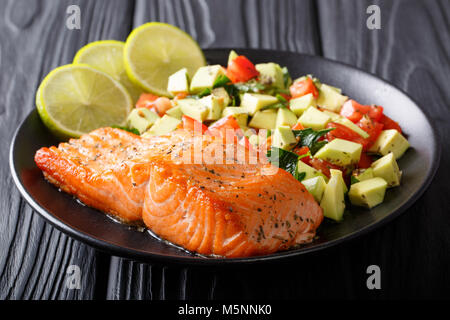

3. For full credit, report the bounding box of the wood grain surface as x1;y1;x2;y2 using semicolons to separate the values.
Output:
0;0;134;299
1;0;449;299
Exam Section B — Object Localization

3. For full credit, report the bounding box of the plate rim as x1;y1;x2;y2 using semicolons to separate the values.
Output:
9;48;441;266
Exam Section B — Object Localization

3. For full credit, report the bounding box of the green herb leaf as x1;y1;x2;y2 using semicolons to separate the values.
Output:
267;147;299;177
234;80;266;93
186;88;212;99
274;88;291;95
292;127;334;155
213;74;231;88
276;93;287;103
351;176;360;185
198;88;211;97
222;84;240;105
282;66;292;88
295;171;306;182
111;125;140;135
310;140;328;155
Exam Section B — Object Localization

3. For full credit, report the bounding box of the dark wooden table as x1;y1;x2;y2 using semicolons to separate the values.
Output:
1;0;449;300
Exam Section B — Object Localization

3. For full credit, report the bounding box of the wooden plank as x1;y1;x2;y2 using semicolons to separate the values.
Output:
0;0;134;299
107;0;322;300
132;0;320;52
316;0;450;298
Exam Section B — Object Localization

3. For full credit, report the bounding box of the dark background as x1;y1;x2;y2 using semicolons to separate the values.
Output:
0;0;449;299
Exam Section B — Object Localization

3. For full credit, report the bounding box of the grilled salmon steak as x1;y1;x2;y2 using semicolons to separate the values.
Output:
35;127;323;257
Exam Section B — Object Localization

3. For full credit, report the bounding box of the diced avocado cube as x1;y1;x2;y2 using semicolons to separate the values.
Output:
248;134;259;147
126;108;160;134
190;65;225;93
316;83;348;112
289;93;317;116
167;68;189;95
178;98;209;122
241;93;278;115
200;95;224;121
325;84;342;93
276;108;297;127
228;50;238;66
352;168;374;183
348;177;387;208
248;109;277;129
165;105;183;120
334;117;370;138
255;62;285;89
222;107;249;128
368;129;409;159
298;106;331;130
314;138;362;167
320;170;346;221
212;87;231;107
302;176;326;202
297;161;328;181
371;152;402;187
272;126;297;150
322;110;341;121
145;115;181;137
330;169;348;193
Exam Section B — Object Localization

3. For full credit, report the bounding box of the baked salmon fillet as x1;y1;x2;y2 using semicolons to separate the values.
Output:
35;127;323;257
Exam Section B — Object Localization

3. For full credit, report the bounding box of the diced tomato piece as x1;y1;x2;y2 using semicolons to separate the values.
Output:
226;55;259;83
293;146;311;165
136;93;159;109
292;122;305;130
289;78;318;98
180;115;208;134
206;115;244;140
358;152;373;169
174;92;188;100
208;115;242;132
309;158;342;179
357;116;384;149
368;105;384;122
341;100;385;124
379;114;402;133
136;93;173;116
153;97;173;116
326;122;369;149
340;100;370;123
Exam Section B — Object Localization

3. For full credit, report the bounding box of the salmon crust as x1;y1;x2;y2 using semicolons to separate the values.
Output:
35;127;323;257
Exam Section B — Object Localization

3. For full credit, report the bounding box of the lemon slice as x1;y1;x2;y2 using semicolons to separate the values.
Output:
36;64;133;138
124;22;206;96
73;40;142;102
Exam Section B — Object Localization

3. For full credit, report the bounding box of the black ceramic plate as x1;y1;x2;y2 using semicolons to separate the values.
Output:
10;49;440;265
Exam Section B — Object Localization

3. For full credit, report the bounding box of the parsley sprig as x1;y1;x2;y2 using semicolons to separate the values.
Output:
292;127;334;155
267;147;306;182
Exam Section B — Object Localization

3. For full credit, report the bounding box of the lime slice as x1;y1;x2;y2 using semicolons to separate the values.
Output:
73;40;142;102
124;22;206;96
36;64;133;138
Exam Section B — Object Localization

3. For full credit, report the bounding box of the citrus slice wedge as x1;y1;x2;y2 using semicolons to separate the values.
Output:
73;40;142;102
36;64;133;138
124;22;206;96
